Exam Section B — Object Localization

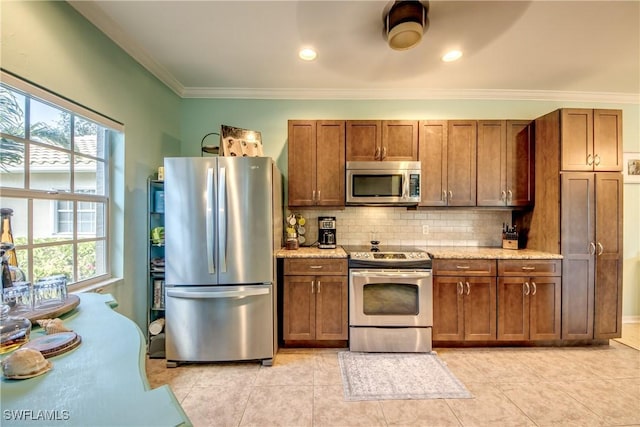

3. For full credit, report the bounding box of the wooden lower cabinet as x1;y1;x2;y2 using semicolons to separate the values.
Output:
497;276;561;340
432;275;497;341
282;258;348;343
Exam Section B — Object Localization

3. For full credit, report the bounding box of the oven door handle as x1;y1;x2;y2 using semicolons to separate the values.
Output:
350;271;432;279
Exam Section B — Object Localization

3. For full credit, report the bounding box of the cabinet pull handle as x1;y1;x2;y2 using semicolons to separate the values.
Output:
500;190;506;201
531;281;537;296
587;154;594;165
594;154;601;165
317;190;321;201
442;190;447;201
317;281;321;294
597;242;604;256
382;146;387;160
449;190;453;200
521;266;536;271
309;265;323;269
456;265;470;270
311;280;315;293
457;281;463;295
589;242;596;255
507;189;513;201
375;147;381;160
523;281;530;296
465;282;470;295
312;190;316;202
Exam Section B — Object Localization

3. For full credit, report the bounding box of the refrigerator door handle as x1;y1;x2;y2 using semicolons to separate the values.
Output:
219;166;227;273
206;167;216;274
167;288;270;299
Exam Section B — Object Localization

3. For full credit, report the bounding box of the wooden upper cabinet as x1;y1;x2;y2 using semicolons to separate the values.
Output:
381;120;419;161
561;109;622;172
346;120;418;161
447;120;477;206
346;120;380;161
477;120;533;207
288;120;317;206
419;120;476;206
418;120;448;206
287;120;345;207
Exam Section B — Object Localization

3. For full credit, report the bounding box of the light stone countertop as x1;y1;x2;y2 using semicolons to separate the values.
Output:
424;246;562;260
276;246;348;258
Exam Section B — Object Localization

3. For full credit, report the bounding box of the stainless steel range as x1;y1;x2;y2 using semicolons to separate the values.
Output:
346;246;433;353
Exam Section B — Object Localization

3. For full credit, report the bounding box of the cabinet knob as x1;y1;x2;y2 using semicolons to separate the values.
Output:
587;154;594;165
594;154;601;166
507;189;513;201
500;190;506;201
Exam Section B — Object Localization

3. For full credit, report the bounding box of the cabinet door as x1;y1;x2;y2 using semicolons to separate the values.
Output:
506;120;534;206
418;120;448;206
346;120;381;161
529;276;561;340
497;276;529;341
593;110;622;171
464;276;497;341
283;276;315;340
561;109;593;171
432;276;464;341
288;120;317;206
447;121;477;206
381;120;418;161
315;276;348;340
316;121;345;206
594;173;623;338
561;173;595;340
476;120;506;207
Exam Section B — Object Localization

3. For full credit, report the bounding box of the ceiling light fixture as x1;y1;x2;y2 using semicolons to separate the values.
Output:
442;50;463;62
299;48;317;61
385;0;429;51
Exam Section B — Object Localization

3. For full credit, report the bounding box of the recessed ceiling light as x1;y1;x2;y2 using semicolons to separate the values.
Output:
299;48;317;61
442;50;463;62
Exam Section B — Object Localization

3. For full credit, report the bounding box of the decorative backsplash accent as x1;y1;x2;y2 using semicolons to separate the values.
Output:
292;207;512;248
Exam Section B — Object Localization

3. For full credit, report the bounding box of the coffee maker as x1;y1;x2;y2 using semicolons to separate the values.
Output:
318;217;336;249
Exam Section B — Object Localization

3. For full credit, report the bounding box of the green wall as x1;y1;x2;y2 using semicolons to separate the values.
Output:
2;1;638;328
1;1;182;329
182;99;640;319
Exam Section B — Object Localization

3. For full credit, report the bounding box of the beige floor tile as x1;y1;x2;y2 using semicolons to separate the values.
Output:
554;378;640;425
145;362;206;389
313;385;386;427
445;382;536;426
562;345;640;379
314;351;343;386
380;399;462;426
254;352;315;386
437;349;539;383
497;382;604;426
240;385;313;427
169;385;192;403
180;385;251;427
191;362;260;387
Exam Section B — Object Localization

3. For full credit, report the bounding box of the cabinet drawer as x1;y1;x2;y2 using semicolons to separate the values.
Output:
433;259;496;276
498;260;561;277
284;258;347;276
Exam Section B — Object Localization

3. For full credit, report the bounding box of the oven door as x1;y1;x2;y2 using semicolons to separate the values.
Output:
349;269;432;327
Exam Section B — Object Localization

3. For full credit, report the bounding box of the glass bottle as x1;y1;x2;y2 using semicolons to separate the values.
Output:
0;304;31;354
0;208;18;267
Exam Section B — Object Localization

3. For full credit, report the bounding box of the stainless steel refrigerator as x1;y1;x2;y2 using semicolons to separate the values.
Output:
163;157;282;366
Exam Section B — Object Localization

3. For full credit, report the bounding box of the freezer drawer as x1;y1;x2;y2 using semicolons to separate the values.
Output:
165;284;273;363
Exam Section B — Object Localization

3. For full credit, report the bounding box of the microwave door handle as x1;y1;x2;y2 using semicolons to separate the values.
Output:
402;175;409;200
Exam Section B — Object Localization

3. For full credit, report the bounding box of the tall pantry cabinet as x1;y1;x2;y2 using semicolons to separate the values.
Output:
524;108;623;340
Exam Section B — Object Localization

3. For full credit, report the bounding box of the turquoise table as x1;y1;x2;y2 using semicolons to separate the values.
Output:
1;293;191;426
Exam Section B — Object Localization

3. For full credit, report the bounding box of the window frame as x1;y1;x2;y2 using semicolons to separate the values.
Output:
1;71;122;291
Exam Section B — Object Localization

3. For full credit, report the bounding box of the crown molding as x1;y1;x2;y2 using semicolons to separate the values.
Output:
67;1;184;97
68;2;638;104
181;87;640;103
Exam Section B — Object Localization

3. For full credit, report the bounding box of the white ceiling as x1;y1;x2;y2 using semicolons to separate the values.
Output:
69;0;640;101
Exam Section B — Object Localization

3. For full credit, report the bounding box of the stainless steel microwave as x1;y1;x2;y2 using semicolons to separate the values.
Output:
346;161;421;206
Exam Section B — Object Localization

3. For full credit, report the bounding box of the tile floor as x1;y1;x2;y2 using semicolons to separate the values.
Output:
146;337;639;427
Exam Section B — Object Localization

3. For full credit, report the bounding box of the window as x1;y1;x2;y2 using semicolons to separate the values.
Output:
0;71;122;289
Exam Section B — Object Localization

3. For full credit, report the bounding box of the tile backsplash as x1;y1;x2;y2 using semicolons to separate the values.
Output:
291;207;512;248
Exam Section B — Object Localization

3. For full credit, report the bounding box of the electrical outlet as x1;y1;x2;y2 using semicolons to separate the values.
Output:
422;225;429;235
